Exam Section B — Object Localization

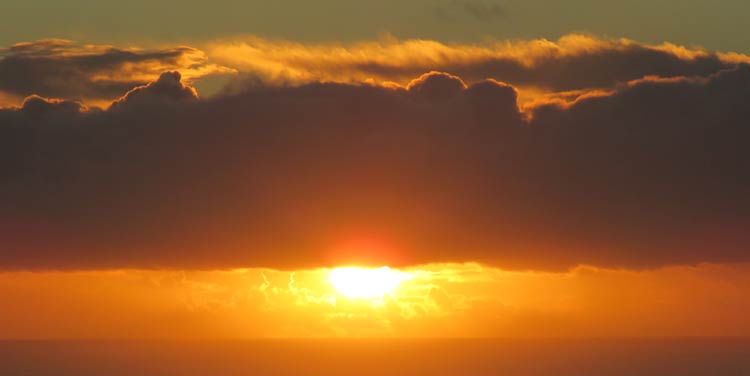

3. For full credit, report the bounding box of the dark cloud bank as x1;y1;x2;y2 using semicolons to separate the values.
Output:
1;64;749;270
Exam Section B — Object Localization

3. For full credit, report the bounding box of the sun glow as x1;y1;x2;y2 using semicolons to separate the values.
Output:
328;266;410;299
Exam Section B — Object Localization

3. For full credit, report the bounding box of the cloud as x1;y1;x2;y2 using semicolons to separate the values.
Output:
110;71;198;110
0;39;231;107
406;71;467;100
209;34;749;93
1;45;750;270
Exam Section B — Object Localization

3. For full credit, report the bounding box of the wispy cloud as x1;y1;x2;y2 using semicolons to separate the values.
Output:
208;34;747;93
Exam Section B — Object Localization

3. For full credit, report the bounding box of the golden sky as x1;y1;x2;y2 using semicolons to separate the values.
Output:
1;263;748;339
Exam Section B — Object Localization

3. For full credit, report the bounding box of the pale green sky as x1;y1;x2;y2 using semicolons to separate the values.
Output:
1;0;748;52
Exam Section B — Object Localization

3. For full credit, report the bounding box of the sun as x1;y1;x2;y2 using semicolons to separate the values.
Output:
329;266;410;299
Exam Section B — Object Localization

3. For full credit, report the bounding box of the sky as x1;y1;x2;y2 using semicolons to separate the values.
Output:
2;0;750;52
1;0;750;342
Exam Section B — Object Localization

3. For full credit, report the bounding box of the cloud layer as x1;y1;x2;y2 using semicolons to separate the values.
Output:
0;39;231;106
1;36;749;271
210;34;748;92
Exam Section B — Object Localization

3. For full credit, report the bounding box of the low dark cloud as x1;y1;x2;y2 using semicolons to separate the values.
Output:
0;40;229;106
0;64;749;271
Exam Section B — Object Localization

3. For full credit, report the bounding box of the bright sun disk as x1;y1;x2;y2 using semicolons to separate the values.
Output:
329;266;409;299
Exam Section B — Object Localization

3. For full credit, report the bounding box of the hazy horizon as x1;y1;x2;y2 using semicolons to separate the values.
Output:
3;339;749;375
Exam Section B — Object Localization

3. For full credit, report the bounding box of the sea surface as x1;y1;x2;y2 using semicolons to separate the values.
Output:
1;339;748;375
